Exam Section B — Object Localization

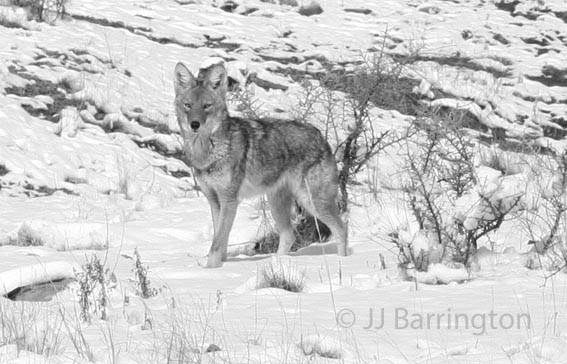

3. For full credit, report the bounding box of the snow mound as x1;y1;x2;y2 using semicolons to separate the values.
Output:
0;261;76;296
15;220;107;251
295;241;351;256
297;334;345;360
409;263;471;285
505;336;567;364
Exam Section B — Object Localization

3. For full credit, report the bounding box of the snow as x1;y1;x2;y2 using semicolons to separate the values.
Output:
1;0;567;363
0;261;76;296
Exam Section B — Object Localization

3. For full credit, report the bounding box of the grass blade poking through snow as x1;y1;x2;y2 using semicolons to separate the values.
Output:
258;258;306;293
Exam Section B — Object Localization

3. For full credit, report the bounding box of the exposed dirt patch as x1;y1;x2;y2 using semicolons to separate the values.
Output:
400;54;513;78
526;65;567;88
33;46;131;77
554;11;567;23
344;8;372;15
522;36;551;47
22;182;78;197
494;0;519;14
541;125;567;141
5;278;74;302
0;164;9;176
71;14;200;48
5;65;84;122
204;34;240;51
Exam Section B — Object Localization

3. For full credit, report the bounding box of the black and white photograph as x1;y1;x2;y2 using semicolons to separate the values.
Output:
1;0;567;362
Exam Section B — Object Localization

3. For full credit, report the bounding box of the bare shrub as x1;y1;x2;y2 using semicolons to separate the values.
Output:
318;52;410;213
394;111;524;271
523;152;567;274
129;248;160;299
16;223;45;247
75;254;116;322
12;0;68;23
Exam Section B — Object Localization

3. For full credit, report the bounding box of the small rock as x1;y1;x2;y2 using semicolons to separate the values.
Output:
237;6;259;15
417;4;440;14
344;8;372;15
220;0;238;12
461;30;473;40
493;33;510;45
205;344;221;353
175;0;201;4
279;0;298;6
298;1;323;16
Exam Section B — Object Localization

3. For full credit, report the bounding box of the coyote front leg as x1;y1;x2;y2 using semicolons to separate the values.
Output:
199;183;220;235
206;199;238;268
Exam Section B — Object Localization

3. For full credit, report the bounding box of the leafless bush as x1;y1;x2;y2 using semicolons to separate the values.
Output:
129;248;160;299
523;152;567;274
75;254;116;322
318;53;410;213
395;111;524;269
11;0;68;23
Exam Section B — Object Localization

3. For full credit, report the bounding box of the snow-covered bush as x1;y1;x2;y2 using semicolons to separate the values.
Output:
394;116;524;275
11;0;68;24
258;257;305;292
0;5;30;29
523;152;567;273
298;334;343;359
12;221;108;251
389;226;443;273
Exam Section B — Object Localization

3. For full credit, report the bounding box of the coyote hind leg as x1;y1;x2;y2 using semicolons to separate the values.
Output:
267;187;296;255
297;171;348;256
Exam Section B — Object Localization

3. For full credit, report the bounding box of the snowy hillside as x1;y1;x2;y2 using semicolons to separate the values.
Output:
1;0;567;363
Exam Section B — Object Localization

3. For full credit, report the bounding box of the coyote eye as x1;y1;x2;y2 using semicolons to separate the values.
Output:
184;103;192;110
203;103;212;110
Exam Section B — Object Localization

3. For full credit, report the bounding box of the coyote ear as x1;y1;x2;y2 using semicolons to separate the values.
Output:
199;64;228;98
173;62;196;94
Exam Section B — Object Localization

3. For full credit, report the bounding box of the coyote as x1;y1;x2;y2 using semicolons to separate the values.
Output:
173;61;348;268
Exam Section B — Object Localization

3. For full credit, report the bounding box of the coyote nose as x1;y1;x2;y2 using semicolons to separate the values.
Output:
190;121;200;131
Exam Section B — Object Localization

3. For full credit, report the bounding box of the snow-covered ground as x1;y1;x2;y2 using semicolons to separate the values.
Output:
1;0;567;363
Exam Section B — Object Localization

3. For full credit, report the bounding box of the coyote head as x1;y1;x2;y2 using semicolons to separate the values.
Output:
173;62;228;138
